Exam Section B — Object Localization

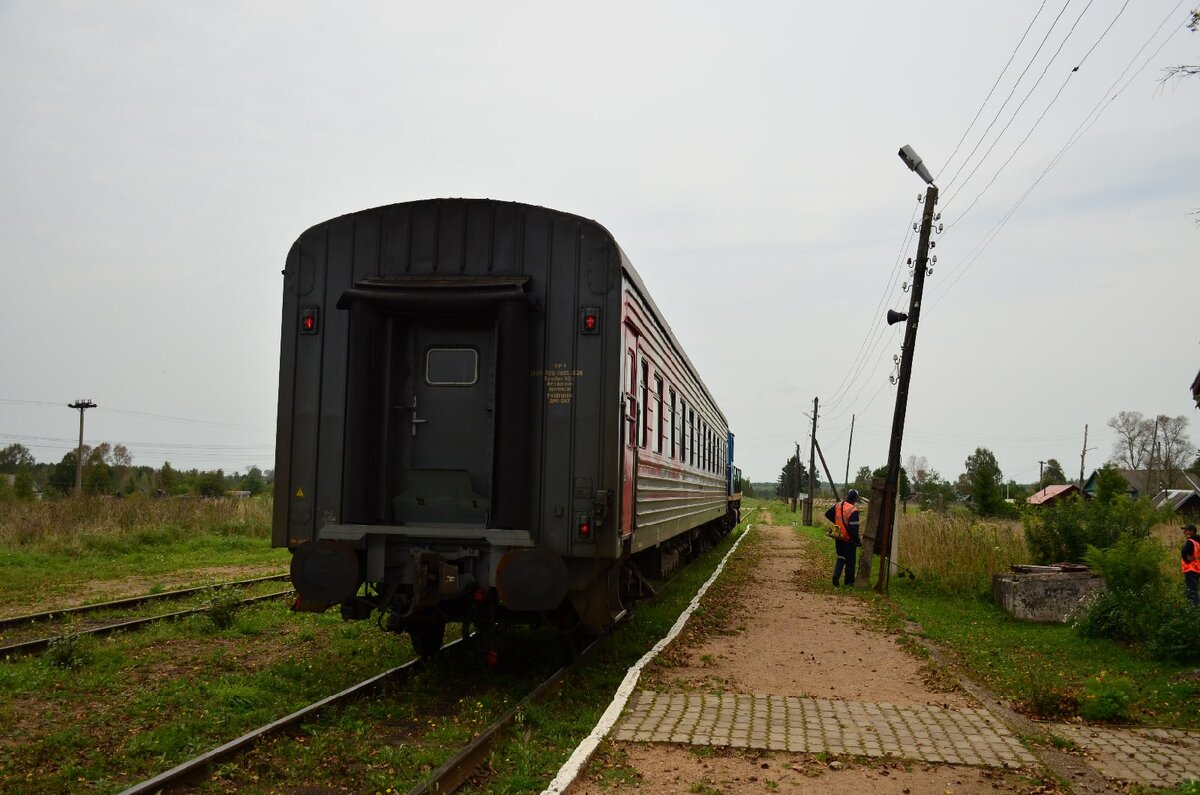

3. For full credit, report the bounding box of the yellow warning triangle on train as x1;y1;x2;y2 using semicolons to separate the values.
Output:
295;488;305;498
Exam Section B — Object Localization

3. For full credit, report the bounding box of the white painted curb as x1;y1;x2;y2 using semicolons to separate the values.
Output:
540;523;754;795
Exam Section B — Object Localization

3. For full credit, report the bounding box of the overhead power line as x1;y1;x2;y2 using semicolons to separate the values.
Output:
942;0;1131;229
941;0;1101;215
927;2;1187;310
823;205;918;411
937;0;1051;182
0;398;272;433
941;0;1078;196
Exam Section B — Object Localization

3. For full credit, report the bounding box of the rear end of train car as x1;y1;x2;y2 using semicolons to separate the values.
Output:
273;198;738;652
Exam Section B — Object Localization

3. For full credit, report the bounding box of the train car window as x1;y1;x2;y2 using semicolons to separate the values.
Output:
654;375;664;454
639;359;649;449
669;388;677;459
688;408;695;467
425;348;478;386
681;401;691;463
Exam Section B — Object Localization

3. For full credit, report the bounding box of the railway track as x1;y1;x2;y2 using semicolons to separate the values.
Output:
0;573;289;630
0;574;293;658
115;508;759;794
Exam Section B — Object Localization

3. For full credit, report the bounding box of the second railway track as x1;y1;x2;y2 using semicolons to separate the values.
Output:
0;573;293;658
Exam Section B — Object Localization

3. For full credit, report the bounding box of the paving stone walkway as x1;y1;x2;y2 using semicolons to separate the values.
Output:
1051;723;1200;788
614;691;1038;769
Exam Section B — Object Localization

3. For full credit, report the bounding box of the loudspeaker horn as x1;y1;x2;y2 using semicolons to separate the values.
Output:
886;309;908;325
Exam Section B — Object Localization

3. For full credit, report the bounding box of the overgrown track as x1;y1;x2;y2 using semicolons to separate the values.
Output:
0;573;290;630
407;639;597;794
115;642;458;795
0;589;293;658
113;629;596;795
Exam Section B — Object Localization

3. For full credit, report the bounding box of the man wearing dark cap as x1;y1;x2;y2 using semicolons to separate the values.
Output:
825;489;861;587
1182;524;1200;606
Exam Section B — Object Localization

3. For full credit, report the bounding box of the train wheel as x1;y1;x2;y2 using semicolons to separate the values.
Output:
408;621;446;657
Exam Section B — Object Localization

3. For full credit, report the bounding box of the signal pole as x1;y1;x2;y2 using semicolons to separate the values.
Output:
68;399;96;497
858;147;938;593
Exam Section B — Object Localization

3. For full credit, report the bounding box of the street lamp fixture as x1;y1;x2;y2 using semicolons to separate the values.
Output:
898;145;935;186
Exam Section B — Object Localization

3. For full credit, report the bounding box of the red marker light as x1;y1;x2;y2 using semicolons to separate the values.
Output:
579;519;592;539
300;307;319;335
580;307;600;335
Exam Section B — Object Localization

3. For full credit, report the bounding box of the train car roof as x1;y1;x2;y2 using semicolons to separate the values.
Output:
295;198;729;429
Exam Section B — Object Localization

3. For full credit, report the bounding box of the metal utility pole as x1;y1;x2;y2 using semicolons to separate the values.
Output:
805;397;818;525
844;414;855;494
858;148;938;593
1038;460;1046;492
68;399;97;496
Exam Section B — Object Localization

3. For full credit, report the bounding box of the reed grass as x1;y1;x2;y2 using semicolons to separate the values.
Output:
0;494;272;554
894;510;1029;594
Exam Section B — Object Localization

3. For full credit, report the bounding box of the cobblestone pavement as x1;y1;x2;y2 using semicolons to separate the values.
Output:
614;691;1038;769
1051;723;1200;788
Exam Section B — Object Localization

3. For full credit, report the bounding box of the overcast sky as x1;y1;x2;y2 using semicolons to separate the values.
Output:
1;1;1197;487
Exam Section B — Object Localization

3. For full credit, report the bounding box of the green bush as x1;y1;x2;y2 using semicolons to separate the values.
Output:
1085;537;1168;594
1076;537;1170;643
1149;609;1200;664
207;588;242;630
45;633;94;669
1079;674;1135;722
1022;674;1078;719
1023;466;1166;564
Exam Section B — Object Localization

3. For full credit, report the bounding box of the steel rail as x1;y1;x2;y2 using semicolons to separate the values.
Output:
116;641;458;795
406;508;758;794
0;590;293;657
407;638;598;795
0;573;290;631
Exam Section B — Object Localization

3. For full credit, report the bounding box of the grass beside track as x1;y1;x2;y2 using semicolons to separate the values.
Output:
0;495;286;613
0;497;761;794
0;600;416;793
758;500;1200;734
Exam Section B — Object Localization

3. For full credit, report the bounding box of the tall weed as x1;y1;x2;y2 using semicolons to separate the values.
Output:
895;511;1028;594
0;495;271;554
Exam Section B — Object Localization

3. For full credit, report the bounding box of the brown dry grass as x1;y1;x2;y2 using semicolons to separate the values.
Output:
894;510;1029;594
0;494;272;552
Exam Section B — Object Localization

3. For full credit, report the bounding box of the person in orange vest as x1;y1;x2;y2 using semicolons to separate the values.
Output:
824;489;861;587
1181;523;1200;606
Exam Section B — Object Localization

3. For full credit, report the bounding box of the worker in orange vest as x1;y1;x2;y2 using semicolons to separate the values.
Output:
824;489;861;587
1181;523;1200;606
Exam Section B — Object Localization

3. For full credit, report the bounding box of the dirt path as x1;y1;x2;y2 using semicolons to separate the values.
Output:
569;518;1052;794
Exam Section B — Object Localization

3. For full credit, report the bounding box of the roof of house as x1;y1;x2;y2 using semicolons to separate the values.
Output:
1027;484;1079;506
1088;469;1200;496
1153;489;1200;512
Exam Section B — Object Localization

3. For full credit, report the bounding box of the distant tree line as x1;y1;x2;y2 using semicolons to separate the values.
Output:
0;442;271;501
767;410;1198;519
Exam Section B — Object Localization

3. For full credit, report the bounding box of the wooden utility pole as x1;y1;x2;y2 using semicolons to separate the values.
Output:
844;414;855;494
805;397;818;525
857;183;938;593
68;399;96;497
793;442;801;513
814;436;841;502
1078;423;1090;489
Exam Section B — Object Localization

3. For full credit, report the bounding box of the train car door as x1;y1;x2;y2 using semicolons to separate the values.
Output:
620;326;639;537
394;318;495;525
